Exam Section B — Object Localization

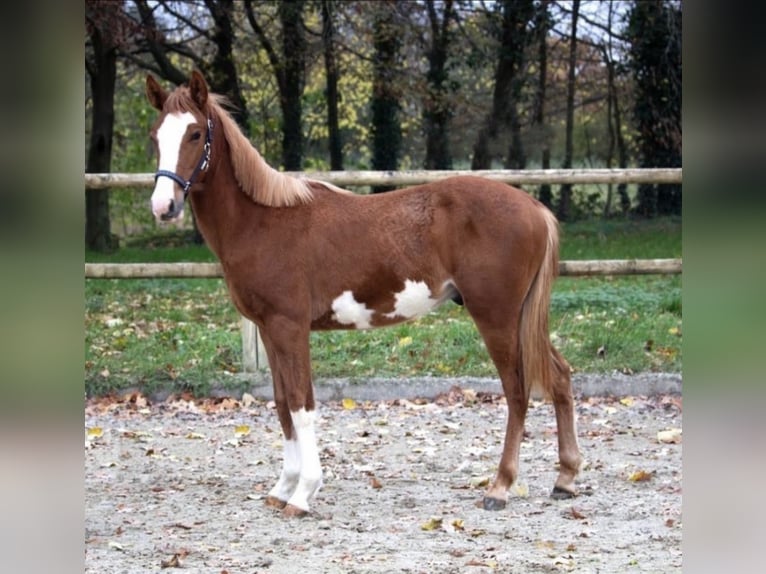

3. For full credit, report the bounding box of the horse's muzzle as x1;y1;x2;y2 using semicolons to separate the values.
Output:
159;197;185;221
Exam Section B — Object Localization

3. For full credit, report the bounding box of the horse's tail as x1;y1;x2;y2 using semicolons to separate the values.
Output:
519;206;563;400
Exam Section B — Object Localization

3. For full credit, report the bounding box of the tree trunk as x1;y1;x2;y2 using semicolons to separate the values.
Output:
204;0;250;136
423;0;454;170
557;0;580;222
532;1;552;207
470;0;534;170
279;0;306;171
85;18;117;253
628;0;682;217
371;0;402;193
321;0;343;170
614;92;630;215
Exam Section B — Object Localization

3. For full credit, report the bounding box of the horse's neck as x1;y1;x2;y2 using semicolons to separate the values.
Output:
189;149;256;263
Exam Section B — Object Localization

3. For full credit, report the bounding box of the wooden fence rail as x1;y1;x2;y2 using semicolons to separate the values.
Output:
85;259;681;279
84;168;682;189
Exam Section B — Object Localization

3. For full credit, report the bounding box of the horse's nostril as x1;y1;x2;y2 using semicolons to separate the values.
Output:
168;199;175;213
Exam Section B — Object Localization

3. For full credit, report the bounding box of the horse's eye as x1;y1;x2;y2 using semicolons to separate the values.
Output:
190;132;201;141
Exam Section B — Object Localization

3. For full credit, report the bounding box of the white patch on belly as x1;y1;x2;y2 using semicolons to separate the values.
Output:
331;290;374;329
386;279;442;320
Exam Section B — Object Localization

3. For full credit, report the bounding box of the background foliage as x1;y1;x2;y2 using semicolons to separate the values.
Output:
85;0;682;244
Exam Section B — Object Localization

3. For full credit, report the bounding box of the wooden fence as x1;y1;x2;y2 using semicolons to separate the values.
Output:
85;168;682;371
85;167;682;189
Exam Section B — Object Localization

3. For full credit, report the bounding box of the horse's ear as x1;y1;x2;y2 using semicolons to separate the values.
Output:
189;70;208;110
145;75;168;111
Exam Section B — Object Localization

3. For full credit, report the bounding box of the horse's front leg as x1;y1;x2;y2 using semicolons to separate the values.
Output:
260;320;322;517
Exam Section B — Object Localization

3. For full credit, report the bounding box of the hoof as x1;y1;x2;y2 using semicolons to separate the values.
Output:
264;495;287;510
551;486;576;500
282;504;309;518
482;496;507;511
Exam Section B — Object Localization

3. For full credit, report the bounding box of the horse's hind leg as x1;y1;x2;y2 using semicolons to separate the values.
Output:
549;347;581;499
467;310;527;510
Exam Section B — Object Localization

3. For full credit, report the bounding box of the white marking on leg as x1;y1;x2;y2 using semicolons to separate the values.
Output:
331;290;374;329
151;111;195;219
268;439;300;503
286;408;323;512
386;279;453;320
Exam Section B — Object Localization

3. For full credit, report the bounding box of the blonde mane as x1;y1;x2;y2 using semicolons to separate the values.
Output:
207;94;314;207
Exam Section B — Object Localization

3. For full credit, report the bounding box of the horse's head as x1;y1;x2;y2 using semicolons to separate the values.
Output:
146;71;213;222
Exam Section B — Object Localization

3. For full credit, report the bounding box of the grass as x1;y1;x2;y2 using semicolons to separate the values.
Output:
85;217;681;396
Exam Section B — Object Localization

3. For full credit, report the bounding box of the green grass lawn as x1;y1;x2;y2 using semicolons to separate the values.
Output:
85;217;681;396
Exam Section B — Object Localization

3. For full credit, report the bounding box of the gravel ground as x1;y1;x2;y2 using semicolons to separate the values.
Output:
85;380;682;573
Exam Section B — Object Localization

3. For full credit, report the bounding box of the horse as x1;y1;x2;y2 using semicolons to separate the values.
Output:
146;71;581;518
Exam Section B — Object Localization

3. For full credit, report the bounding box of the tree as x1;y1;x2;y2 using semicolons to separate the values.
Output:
321;0;343;170
423;0;456;170
470;0;535;170
627;0;682;217
85;0;136;252
601;0;630;216
245;0;307;170
531;0;552;207
132;0;250;134
370;0;403;192
556;0;579;222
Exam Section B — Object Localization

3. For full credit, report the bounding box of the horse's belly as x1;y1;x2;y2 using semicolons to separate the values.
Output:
311;279;458;331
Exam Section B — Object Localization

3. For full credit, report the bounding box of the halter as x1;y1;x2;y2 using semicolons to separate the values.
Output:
154;117;214;198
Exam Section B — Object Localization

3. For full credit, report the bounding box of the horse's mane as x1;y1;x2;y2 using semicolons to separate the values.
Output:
166;87;314;207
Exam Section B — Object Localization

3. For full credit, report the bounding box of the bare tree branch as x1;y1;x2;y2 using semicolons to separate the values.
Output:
243;0;285;90
133;0;189;84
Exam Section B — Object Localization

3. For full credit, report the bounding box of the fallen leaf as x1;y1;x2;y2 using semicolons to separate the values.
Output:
511;482;529;497
628;470;653;482
451;519;465;531
398;336;413;348
185;432;206;440
241;393;256;407
87;427;103;440
569;507;586;520
466;558;497;568
160;554;181;568
657;428;682;444
421;517;443;531
234;425;251;437
342;398;357;410
470;476;490;488
620;397;634;407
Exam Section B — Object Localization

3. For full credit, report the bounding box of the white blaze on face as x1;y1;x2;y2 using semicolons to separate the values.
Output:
151;111;196;219
385;279;440;320
331;290;374;329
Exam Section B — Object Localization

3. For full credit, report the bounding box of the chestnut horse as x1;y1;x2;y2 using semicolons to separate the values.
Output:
146;71;581;517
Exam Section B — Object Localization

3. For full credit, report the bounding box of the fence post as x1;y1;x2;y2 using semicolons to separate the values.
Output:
241;317;268;372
